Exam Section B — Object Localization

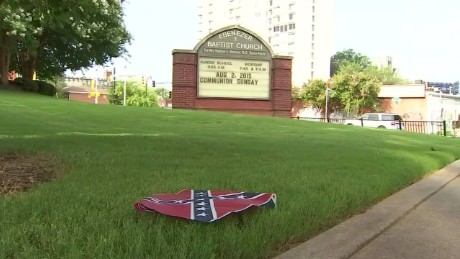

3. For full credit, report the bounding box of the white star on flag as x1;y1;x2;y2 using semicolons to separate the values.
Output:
197;207;206;211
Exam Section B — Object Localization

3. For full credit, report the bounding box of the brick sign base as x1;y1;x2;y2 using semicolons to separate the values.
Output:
172;26;292;117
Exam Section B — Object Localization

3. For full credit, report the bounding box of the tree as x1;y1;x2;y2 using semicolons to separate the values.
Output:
332;63;382;116
364;66;409;85
301;64;382;117
155;88;171;101
0;0;131;86
301;79;341;116
109;80;159;108
0;0;35;86
330;49;372;77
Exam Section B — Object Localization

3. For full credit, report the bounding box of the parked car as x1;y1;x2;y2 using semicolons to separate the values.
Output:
344;113;403;130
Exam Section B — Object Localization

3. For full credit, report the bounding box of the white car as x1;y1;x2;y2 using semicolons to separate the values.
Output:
345;113;403;130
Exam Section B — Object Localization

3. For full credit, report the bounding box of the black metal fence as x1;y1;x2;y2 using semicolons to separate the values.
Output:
293;117;346;124
293;117;448;136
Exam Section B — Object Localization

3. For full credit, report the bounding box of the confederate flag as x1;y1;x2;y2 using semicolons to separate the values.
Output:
135;189;276;222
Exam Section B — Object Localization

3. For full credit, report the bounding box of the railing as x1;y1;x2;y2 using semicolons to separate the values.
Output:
400;121;446;136
292;117;346;124
293;117;448;136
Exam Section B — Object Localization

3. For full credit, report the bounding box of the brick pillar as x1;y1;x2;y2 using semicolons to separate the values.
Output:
172;51;197;109
271;57;293;117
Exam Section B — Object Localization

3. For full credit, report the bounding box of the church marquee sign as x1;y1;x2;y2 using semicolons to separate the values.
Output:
195;27;273;100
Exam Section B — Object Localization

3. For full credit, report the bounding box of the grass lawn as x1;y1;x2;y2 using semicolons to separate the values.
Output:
1;91;459;258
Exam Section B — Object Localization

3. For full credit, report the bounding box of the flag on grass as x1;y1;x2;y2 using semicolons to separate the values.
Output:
135;189;276;222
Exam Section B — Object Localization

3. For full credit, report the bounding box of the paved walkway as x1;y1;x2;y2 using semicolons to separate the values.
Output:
277;161;460;259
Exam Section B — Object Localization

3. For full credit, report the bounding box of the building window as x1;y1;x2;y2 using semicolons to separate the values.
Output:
269;0;272;6
311;71;314;78
289;13;295;20
289;3;295;10
273;26;279;32
312;24;315;31
312;15;315;22
311;52;314;59
312;34;315;41
289;23;296;30
284;25;287;31
311;62;314;69
280;26;284;32
312;43;315;50
312;6;315;13
268;37;271;43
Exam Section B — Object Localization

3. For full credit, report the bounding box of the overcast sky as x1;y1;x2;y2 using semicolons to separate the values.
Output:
91;0;460;83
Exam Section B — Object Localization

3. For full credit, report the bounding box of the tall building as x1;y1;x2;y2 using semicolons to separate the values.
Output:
197;0;333;87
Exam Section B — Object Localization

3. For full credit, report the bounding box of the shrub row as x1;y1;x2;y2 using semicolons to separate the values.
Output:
12;78;56;97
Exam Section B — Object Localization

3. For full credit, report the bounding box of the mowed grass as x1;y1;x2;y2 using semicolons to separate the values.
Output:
1;91;459;258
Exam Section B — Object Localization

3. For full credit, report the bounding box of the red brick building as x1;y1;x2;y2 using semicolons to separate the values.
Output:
65;86;109;104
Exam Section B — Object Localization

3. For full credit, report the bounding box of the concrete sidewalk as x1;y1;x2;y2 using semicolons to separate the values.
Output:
276;161;460;259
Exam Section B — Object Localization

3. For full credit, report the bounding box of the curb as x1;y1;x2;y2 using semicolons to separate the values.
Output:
275;160;460;259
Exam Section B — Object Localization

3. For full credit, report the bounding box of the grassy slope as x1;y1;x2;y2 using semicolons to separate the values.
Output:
1;91;459;258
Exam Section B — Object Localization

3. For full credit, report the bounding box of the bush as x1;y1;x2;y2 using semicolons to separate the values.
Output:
37;80;57;97
16;78;39;92
5;80;23;90
13;77;24;87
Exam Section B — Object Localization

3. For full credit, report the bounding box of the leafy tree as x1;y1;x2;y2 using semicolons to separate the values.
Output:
155;88;171;101
364;66;409;85
0;0;131;86
0;0;34;86
109;80;159;108
301;79;341;116
291;86;303;100
330;49;372;77
301;64;382;117
333;64;382;116
46;76;67;98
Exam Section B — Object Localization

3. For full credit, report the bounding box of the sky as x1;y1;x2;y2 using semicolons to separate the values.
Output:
91;0;460;83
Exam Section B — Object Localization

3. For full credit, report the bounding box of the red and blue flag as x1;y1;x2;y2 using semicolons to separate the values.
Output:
135;189;276;222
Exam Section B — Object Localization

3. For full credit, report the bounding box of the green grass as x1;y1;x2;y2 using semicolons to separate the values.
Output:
1;91;459;258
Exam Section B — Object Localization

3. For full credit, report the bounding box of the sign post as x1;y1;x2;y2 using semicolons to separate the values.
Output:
325;88;331;121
